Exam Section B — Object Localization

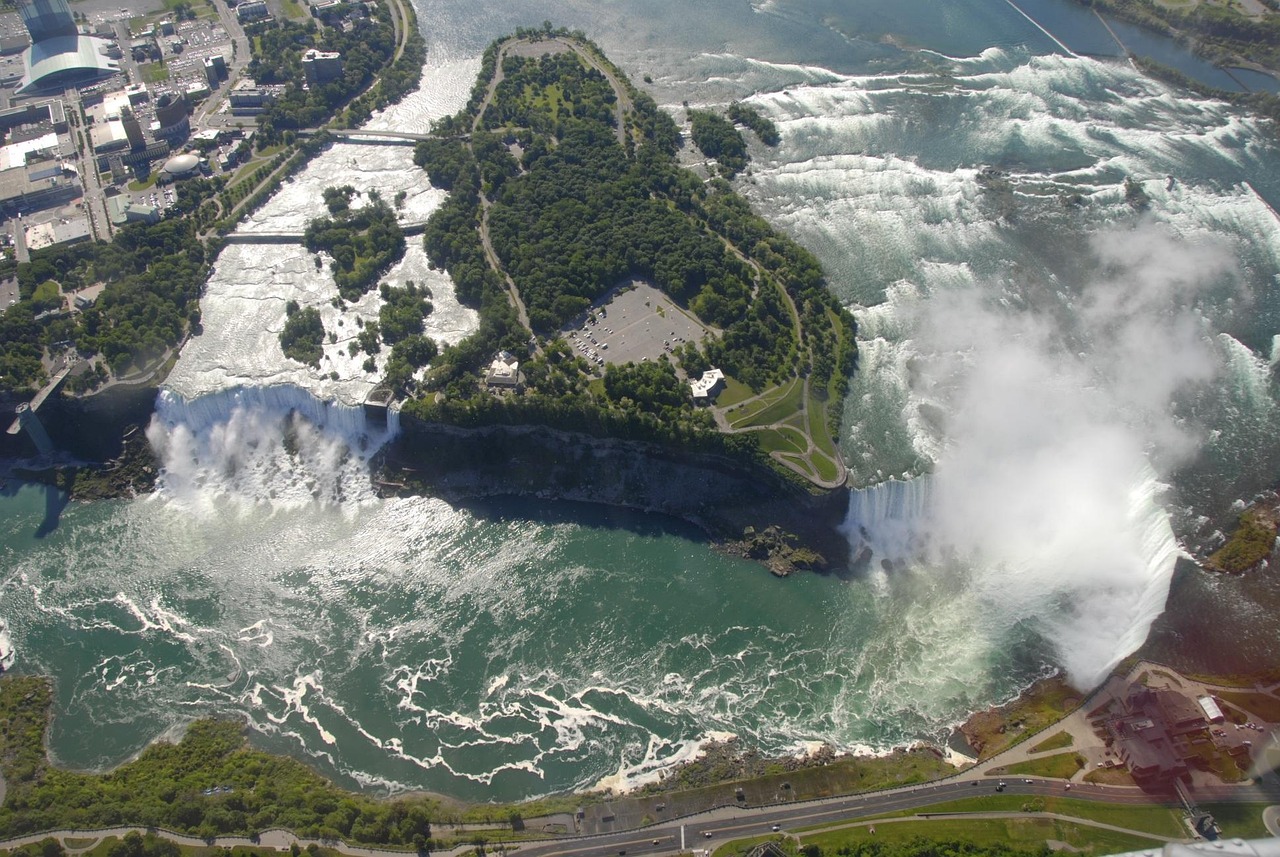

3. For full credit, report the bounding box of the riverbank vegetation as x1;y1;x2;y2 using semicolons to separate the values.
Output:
1079;0;1280;67
1075;0;1280;125
0;219;209;393
688;109;749;177
249;0;426;144
0;677;438;846
405;29;855;487
727;102;781;146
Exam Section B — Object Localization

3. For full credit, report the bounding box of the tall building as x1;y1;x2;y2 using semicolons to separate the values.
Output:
302;49;342;87
17;0;76;43
120;105;144;150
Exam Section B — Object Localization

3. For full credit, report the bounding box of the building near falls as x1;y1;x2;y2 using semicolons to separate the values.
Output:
690;367;725;405
16;0;118;95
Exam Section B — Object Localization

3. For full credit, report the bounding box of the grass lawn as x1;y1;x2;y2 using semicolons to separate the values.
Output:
731;379;803;429
1029;731;1074;753
716;374;754;408
1200;803;1273;838
279;0;308;18
83;838;353;857
1084;767;1136;786
1000;752;1084;779
801;816;1163;855
967;676;1082;760
776;453;816;480
128;173;161;191
141;62;170;83
712;834;786;857
1215;689;1280;722
810;449;840;483
757;426;807;456
804;390;838;463
810;795;1187;839
726;380;792;425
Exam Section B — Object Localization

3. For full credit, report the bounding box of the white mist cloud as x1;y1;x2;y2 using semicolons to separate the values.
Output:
904;223;1234;688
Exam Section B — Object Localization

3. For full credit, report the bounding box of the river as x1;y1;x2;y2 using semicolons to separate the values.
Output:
1;0;1278;803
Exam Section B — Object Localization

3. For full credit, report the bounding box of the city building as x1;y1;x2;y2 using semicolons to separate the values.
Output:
120;105;145;150
236;0;270;23
302;49;343;87
229;78;279;115
0;34;31;56
158;151;200;181
690;367;725;405
24;216;91;250
1198;696;1226;724
153;92;189;139
107;195;159;226
0;155;77;214
130;36;158;63
1103;683;1214;785
0;100;67;135
17;0;118;94
18;0;75;43
89;117;129;153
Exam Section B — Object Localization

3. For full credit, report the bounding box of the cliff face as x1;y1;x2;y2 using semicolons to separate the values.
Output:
380;418;852;571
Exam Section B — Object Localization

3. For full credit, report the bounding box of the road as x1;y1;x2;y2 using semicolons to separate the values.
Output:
509;779;1279;857
7;778;1274;857
70;91;113;242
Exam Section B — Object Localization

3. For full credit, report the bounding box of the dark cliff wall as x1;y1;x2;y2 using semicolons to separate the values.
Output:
382;418;852;568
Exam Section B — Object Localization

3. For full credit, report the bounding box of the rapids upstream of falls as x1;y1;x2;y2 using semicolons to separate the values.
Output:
3;0;1280;803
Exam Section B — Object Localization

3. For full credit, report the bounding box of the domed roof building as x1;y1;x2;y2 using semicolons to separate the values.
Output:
160;152;200;178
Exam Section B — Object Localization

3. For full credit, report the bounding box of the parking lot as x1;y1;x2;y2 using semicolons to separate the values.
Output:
560;280;716;374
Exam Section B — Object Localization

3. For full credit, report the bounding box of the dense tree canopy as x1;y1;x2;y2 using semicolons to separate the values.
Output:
0;677;436;845
727;102;781;147
409;32;856;475
687;108;748;177
279;302;325;367
304;192;406;302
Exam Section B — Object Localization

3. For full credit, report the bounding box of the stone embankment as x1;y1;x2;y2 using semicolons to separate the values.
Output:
379;419;852;572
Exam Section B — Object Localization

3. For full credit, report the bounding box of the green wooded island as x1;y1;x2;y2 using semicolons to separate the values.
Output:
389;29;856;490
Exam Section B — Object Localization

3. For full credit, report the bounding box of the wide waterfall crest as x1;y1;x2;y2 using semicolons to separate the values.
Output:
843;476;933;563
147;385;398;509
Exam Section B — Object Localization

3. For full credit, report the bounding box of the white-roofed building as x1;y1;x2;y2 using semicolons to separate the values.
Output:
18;33;119;94
690;367;725;405
486;350;521;389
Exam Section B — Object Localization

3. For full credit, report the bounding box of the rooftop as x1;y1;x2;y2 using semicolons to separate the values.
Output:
19;33;118;95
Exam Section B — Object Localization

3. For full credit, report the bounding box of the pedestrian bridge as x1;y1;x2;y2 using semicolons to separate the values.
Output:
222;220;429;244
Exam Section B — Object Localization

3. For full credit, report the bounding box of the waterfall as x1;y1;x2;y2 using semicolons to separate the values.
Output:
146;385;399;508
843;476;934;562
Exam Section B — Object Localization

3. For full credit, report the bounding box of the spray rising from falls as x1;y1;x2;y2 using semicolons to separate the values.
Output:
147;385;399;509
843;223;1234;690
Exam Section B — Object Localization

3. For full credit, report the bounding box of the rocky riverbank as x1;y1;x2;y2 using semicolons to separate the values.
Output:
377;418;853;573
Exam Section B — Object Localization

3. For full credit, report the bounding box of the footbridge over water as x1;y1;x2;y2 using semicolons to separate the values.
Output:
299;128;433;145
223;220;429;244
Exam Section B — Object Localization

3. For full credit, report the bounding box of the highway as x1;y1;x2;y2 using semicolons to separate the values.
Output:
505;778;1280;857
